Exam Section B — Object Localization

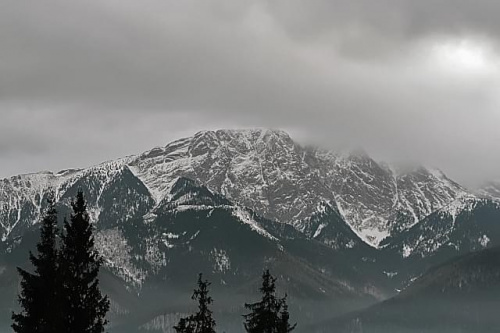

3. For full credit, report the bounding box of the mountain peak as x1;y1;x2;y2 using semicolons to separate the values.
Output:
119;128;475;247
191;128;294;146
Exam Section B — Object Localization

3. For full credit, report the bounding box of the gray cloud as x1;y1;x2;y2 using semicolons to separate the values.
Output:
269;1;500;46
1;0;499;186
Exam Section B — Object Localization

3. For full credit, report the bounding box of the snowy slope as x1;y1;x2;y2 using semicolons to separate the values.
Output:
0;156;143;240
382;195;500;260
0;170;74;240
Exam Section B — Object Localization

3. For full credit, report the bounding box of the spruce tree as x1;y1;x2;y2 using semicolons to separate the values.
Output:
12;194;63;333
174;273;216;333
243;270;283;333
59;191;109;333
277;296;296;333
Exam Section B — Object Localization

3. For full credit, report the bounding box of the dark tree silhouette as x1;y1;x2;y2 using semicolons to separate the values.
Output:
12;194;63;333
59;191;109;333
277;296;296;333
243;270;296;333
243;269;281;333
174;273;216;333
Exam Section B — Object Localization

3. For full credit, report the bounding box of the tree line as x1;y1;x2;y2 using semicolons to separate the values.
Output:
13;192;296;333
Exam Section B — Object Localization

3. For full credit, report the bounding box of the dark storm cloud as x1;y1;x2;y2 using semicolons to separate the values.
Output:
1;0;499;185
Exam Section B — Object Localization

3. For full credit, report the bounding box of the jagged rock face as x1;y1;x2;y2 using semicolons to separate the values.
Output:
129;129;468;246
0;128;469;247
318;154;468;244
129;129;336;234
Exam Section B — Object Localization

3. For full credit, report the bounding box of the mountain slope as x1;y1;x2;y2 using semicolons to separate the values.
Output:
321;246;500;333
378;195;500;289
3;177;387;332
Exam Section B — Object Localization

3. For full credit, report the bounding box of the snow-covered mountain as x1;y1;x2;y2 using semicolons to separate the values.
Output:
2;128;500;332
0;129;472;247
132;129;470;246
1;176;386;332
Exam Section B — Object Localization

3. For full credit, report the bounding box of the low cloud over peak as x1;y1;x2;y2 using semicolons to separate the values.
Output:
1;0;499;186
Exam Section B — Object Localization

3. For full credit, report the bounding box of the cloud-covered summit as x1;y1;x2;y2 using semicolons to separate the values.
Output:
1;0;499;185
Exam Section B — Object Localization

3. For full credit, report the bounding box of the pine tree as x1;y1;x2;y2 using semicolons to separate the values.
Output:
243;270;283;333
59;191;109;333
174;273;216;333
12;193;63;333
277;296;296;333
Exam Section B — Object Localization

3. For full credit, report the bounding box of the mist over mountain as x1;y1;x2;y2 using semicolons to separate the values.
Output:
1;128;500;332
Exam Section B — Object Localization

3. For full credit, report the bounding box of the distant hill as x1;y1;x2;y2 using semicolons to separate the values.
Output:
319;246;500;333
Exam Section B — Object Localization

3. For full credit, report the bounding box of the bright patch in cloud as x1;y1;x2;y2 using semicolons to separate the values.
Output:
430;39;492;74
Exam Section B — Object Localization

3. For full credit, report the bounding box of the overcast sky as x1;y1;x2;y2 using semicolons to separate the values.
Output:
1;0;500;187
